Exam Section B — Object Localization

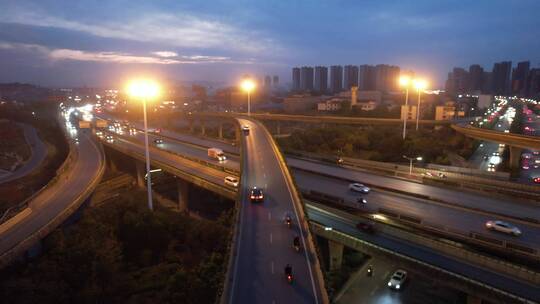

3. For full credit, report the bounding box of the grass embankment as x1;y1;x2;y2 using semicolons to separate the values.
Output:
0;120;31;171
276;125;475;166
0;188;232;304
0;102;69;213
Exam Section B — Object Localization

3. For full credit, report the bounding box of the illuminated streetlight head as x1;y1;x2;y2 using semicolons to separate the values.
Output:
413;79;427;90
240;79;256;93
127;79;160;99
399;75;411;87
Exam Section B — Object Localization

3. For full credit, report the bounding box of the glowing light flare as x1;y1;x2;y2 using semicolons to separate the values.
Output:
127;79;160;99
399;75;411;87
240;79;256;93
413;79;428;90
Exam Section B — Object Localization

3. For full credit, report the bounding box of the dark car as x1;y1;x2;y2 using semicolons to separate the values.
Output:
250;187;264;203
356;222;374;233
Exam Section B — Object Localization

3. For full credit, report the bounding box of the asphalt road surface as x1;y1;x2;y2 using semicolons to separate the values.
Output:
0;133;103;257
230;118;324;303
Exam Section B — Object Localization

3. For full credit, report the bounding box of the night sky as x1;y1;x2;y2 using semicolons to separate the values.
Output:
0;0;539;88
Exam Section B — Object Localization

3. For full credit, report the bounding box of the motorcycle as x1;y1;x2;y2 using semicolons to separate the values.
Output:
286;216;292;228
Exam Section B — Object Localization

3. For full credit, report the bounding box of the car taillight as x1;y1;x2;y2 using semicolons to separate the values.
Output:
250;196;255;199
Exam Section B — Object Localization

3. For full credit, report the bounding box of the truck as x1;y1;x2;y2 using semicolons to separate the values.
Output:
208;148;226;161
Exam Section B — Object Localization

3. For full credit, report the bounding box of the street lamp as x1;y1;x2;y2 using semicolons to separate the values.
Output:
127;79;160;211
399;75;411;139
240;78;256;116
413;79;427;131
403;155;423;175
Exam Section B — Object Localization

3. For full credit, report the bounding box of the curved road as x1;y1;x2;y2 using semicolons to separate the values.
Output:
0;133;103;258
0;123;47;184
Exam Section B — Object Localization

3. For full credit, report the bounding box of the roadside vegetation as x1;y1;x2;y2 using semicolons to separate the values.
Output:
276;125;475;166
0;188;231;304
0;120;31;171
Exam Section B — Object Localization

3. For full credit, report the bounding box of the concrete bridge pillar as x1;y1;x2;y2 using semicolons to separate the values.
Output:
201;119;206;136
466;294;482;304
328;240;344;271
189;119;194;133
509;146;522;177
235;127;241;143
219;122;224;139
135;161;145;188
177;179;189;212
106;155;117;172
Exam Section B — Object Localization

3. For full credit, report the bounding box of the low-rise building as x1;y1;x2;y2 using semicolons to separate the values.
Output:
401;105;417;120
317;98;343;112
435;104;456;120
284;94;326;113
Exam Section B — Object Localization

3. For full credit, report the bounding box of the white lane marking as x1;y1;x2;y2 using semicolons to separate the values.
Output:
262;124;319;304
271;261;275;274
270;233;273;244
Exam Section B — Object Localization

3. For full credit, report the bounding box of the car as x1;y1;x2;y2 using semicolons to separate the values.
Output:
487;163;496;172
224;176;239;187
482;154;489;160
387;269;407;290
154;138;164;144
336;157;344;165
106;135;114;142
533;177;540;184
356;222;374;233
96;131;103;138
242;125;250;133
492;152;500;156
485;220;521;236
349;183;370;193
74;138;79;145
154;128;162;133
250;187;264;203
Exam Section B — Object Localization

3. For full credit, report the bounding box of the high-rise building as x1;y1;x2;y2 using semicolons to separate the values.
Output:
314;66;328;93
447;67;469;95
375;64;400;92
343;65;359;90
264;75;272;88
468;64;484;92
525;68;540;98
292;67;301;92
330;65;343;93
359;65;376;91
272;75;279;87
491;61;512;95
482;71;493;94
511;61;530;96
300;66;314;91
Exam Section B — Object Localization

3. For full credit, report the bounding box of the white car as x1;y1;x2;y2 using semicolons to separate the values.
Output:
485;220;521;236
387;269;407;290
224;176;239;187
349;183;370;194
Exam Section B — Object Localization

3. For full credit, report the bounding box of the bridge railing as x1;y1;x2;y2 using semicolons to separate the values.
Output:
310;220;536;304
286;150;540;201
0;117;77;226
0;133;105;268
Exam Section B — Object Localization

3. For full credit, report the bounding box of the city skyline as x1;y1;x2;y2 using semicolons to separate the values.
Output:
0;1;539;88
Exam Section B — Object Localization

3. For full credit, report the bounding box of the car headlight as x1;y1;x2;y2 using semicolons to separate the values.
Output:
396;284;400;289
388;282;392;286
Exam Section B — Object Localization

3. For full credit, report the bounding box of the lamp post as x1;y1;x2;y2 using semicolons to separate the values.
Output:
128;79;160;211
403;155;423;175
240;78;256;116
413;79;427;131
399;76;411;139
